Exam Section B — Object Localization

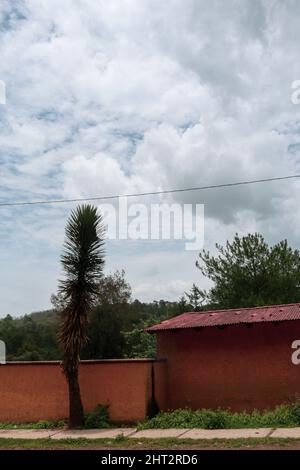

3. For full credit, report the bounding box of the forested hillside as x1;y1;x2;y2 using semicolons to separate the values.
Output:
0;271;187;361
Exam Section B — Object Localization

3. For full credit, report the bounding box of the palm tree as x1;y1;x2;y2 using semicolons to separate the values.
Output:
58;204;105;427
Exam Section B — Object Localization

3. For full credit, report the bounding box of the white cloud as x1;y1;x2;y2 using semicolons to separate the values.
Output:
1;0;300;314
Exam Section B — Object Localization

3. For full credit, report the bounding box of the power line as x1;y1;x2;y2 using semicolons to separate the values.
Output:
0;174;300;208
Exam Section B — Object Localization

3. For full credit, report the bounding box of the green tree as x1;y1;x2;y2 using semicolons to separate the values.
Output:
196;233;300;309
123;328;156;358
185;284;205;311
97;269;131;305
58;204;105;427
82;270;132;359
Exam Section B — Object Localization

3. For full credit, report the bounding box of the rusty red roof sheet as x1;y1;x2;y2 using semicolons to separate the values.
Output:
146;303;300;333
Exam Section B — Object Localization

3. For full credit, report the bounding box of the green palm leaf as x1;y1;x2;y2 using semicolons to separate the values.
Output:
58;204;105;427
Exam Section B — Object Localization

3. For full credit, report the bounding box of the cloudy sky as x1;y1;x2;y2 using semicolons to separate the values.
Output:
1;0;300;316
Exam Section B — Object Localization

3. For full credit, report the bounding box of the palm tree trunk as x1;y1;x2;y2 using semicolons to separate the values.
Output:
67;370;85;427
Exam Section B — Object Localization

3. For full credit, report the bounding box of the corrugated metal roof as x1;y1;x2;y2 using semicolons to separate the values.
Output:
146;303;300;333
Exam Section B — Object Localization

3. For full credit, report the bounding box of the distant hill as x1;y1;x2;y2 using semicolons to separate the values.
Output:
0;299;186;361
29;309;58;325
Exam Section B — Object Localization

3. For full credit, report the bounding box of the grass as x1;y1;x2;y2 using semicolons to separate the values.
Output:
139;402;300;430
0;404;111;430
0;436;299;450
0;420;65;430
2;400;300;435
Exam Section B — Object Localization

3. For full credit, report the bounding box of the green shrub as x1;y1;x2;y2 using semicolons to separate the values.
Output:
199;410;228;429
34;419;65;429
290;401;300;425
84;404;111;429
56;420;66;428
138;401;300;430
35;420;54;429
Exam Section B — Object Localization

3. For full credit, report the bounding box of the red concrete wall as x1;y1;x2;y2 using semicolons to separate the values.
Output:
0;359;166;423
156;321;300;411
2;321;300;423
153;360;168;411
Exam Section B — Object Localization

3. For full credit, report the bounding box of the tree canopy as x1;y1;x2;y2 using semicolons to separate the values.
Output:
195;233;300;309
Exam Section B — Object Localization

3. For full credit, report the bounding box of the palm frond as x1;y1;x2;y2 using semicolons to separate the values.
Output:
58;204;105;372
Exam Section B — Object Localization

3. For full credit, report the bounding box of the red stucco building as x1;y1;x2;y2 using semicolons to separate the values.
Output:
147;303;300;411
